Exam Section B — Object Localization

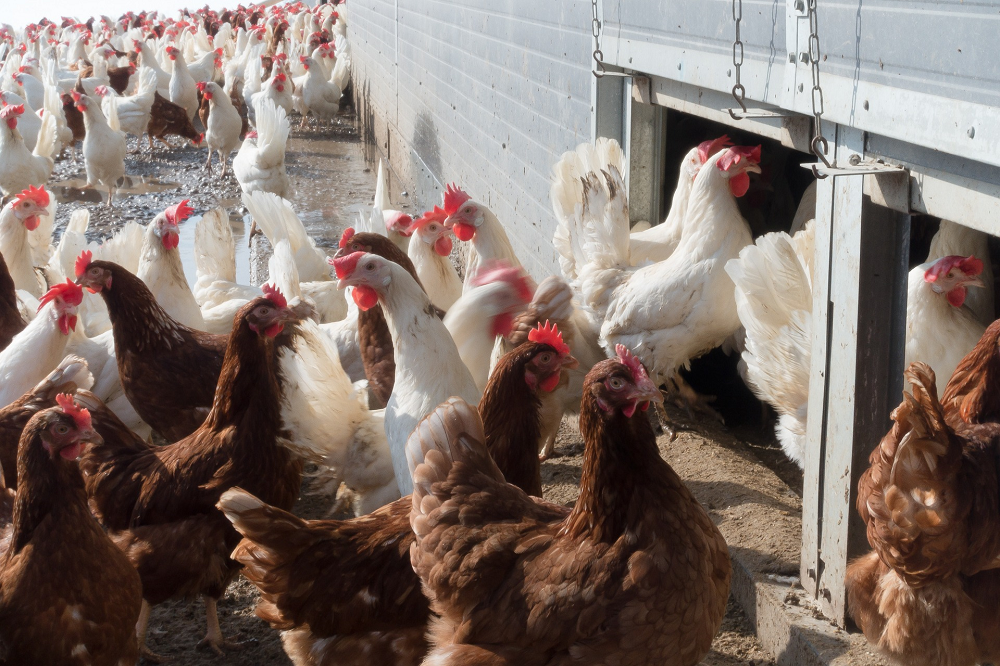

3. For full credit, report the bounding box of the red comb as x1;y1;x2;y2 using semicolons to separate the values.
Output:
925;255;984;282
717;145;762;172
0;104;24;119
615;344;650;383
443;183;471;215
385;211;414;235
338;227;355;249
246;130;258;139
13;185;50;208
70;90;82;102
528;320;570;356
55;393;92;430
164;199;193;223
38;279;84;311
74;250;93;278
261;283;287;308
196;81;207;92
697;135;734;163
469;260;533;303
274;72;287;82
413;206;447;229
332;251;364;279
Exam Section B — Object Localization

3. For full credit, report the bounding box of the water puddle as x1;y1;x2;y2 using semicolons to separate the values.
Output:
49;176;181;204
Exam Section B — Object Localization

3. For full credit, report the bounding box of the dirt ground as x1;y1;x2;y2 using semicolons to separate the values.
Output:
42;110;868;665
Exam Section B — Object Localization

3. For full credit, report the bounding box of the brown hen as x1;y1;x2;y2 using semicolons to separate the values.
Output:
0;402;142;666
76;255;227;441
77;292;304;658
147;91;202;149
0;249;26;353
406;346;731;666
847;362;1000;666
218;329;578;666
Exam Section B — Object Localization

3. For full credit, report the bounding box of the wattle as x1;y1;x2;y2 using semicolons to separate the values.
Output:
729;172;750;198
352;285;379;310
162;231;180;250
947;285;967;308
434;235;453;256
60;441;84;460
539;372;560;393
23;215;39;231
454;222;476;241
264;322;284;337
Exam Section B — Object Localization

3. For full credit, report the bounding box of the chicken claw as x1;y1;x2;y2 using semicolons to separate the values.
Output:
198;596;243;655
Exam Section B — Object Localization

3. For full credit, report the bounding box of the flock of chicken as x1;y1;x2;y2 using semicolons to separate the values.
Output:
0;3;996;666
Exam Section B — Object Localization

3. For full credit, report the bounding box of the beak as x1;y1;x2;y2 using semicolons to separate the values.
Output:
442;215;456;230
562;354;580;370
79;427;103;447
627;379;664;407
744;162;762;175
965;276;986;289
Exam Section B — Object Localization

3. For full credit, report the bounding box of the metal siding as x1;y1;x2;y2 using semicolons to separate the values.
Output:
351;0;594;278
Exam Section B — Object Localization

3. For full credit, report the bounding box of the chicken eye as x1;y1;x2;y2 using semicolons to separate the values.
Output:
464;207;473;214
428;224;438;232
366;262;375;271
608;377;625;390
538;352;553;365
54;424;70;435
258;306;271;316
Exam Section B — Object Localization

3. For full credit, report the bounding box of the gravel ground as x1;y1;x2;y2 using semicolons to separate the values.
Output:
40;109;864;665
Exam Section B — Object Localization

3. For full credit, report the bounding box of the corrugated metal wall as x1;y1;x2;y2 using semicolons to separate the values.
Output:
350;0;594;278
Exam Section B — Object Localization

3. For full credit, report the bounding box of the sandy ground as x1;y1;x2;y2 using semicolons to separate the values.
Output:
39;110;875;665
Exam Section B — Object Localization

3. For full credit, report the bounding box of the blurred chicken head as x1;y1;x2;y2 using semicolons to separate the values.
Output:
165;45;179;61
153;199;192;250
469;260;534;337
38;280;84;335
924;255;985;307
37;396;101;461
74;251;113;294
384;211;414;238
412;206;452;256
441;183;478;241
246;284;298;337
1;103;24;129
524;321;578;392
196;81;213;99
715;145;762;197
334;227;372;257
11;185;50;231
332;251;388;311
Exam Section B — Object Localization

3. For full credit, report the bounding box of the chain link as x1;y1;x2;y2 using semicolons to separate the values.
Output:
806;0;831;176
591;0;605;78
729;0;746;117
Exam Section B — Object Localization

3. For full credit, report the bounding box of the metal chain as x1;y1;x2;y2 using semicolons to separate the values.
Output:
591;0;605;78
807;0;832;176
729;0;746;117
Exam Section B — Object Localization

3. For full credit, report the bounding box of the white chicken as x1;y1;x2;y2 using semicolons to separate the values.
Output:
292;55;340;127
0;102;55;197
186;48;223;85
73;91;127;206
439;183;524;293
192;207;260;335
0;90;41;152
927;220;994;326
233;96;290;197
561;140;759;392
727;227;987;468
135;40;170;95
373;159;413;254
333;250;480;496
251;71;293;119
137;200;207;331
0;186;50;298
406;207;462;311
0;280;83;408
442;260;534;395
197;81;242;176
165;45;199;122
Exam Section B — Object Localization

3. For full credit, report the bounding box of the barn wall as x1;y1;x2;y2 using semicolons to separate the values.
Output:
349;0;595;278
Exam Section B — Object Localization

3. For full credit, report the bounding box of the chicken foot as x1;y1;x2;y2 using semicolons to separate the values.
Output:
665;374;724;424
136;599;168;663
198;596;243;655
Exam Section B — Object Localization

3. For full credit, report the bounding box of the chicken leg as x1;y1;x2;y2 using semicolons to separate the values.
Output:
198;596;242;655
204;148;214;172
136;599;167;663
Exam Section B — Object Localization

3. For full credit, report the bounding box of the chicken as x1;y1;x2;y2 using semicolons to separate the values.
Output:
408;206;461;311
564;141;758;393
0;102;55;197
75;252;228;441
216;324;577;666
333;250;480;496
137;199;208;330
0;90;42;152
0;355;93;491
187;47;223;85
252;71;293;117
0;185;50;297
846;362;1000;666
234;96;290;198
0;398;141;666
442;260;533;394
77;291;304;658
334;228;427;409
292;55;341;127
0;281;84;410
406;346;730;666
371;159;414;254
165;45;199;122
94;66;157;149
439;183;524;293
0;249;26;352
73;90;127;206
192;206;261;334
146;91;202;149
135;39;171;94
941;318;1000;426
927;220;994;326
198;80;242;175
904;255;986;386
